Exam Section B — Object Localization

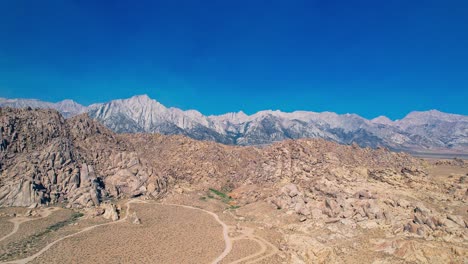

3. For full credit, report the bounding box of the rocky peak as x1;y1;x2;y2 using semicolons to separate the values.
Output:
127;94;153;103
55;99;83;108
400;109;467;123
371;115;393;125
209;110;250;124
0;98;87;118
54;99;87;117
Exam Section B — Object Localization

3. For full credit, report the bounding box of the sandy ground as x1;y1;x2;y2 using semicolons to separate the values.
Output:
0;209;70;245
162;193;284;263
0;207;113;263
422;165;467;215
0;209;73;262
0;208;29;239
220;239;260;264
30;202;226;264
0;198;283;264
0;220;14;239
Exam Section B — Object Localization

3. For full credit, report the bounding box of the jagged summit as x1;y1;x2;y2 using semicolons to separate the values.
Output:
372;115;394;125
403;109;467;121
1;95;467;153
131;94;151;100
123;94;158;105
54;99;87;116
210;110;250;123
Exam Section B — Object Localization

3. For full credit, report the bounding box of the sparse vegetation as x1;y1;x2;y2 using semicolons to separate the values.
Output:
209;188;230;199
0;211;83;261
220;181;235;194
46;212;83;232
201;188;240;209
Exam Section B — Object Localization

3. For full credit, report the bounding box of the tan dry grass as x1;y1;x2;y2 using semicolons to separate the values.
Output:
220;239;260;264
31;203;225;264
0;219;14;239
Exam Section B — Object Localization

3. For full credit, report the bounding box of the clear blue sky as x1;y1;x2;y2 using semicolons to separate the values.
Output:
0;0;467;119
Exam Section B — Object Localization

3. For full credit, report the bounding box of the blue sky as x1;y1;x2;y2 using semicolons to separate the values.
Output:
0;0;467;119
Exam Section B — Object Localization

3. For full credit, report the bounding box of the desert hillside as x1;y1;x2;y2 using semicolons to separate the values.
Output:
0;107;466;263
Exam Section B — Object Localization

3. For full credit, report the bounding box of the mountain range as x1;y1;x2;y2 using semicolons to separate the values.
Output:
1;95;467;153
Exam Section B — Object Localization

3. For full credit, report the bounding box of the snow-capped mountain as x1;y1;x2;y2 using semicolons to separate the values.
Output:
0;98;87;118
87;95;230;143
1;95;467;153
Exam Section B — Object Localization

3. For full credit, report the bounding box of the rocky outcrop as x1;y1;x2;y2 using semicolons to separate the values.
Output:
129;211;141;224
264;144;467;262
0;108;168;208
101;203;119;221
273;169;467;263
0;106;429;208
435;158;466;167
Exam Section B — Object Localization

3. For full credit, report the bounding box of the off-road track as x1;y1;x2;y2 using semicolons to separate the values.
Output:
0;200;278;264
0;208;60;243
1;201;146;264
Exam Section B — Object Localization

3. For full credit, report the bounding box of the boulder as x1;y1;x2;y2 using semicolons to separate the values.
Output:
102;203;119;221
281;184;300;198
129;211;141;225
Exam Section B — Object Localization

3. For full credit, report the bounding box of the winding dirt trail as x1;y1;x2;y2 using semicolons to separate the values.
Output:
1;200;233;264
158;203;232;264
0;208;59;243
0;220;22;243
1;201;141;264
243;236;279;264
222;210;279;264
226;225;279;264
1;201;281;264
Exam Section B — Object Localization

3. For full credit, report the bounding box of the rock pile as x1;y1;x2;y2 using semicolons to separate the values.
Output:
101;203;119;221
0;108;168;207
0;107;430;209
435;158;466;167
